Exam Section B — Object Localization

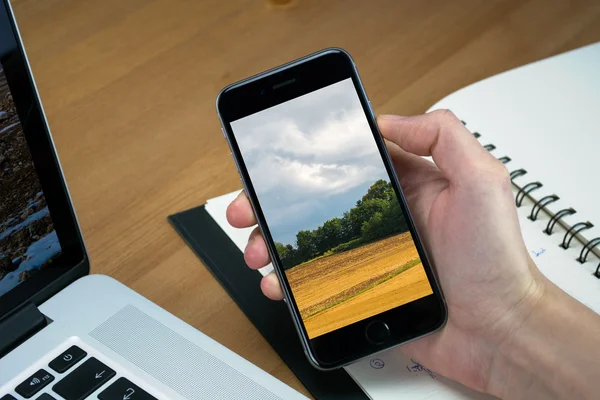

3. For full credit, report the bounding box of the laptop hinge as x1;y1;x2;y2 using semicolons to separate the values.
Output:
0;301;47;358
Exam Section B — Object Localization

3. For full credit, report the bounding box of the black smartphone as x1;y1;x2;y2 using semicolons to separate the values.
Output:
216;48;447;370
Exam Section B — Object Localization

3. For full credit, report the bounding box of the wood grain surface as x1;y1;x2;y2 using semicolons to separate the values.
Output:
10;0;600;397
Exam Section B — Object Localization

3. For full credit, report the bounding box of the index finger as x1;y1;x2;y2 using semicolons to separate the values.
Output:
378;110;494;184
226;190;257;228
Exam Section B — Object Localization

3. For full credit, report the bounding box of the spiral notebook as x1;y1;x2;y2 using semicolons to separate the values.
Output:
176;41;600;399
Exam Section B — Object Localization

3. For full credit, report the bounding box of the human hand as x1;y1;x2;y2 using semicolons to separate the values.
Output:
226;110;545;396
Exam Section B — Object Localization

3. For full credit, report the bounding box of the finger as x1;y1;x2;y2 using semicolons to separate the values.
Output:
226;191;257;228
384;138;439;184
377;110;494;183
384;138;446;239
384;137;445;198
244;227;271;269
261;272;284;300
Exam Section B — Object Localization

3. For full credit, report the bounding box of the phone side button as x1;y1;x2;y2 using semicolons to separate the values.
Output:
221;127;226;138
365;320;390;345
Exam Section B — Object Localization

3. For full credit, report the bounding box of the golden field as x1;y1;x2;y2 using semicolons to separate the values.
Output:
285;232;433;338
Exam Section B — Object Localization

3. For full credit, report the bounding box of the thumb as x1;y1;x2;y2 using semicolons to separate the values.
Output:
377;110;492;184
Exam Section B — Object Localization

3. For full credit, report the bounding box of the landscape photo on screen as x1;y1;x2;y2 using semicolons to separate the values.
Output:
0;65;62;296
231;78;433;339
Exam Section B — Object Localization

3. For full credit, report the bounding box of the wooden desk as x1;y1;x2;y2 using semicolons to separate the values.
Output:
11;0;600;396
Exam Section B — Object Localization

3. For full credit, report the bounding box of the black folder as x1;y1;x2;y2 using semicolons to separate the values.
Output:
168;205;367;399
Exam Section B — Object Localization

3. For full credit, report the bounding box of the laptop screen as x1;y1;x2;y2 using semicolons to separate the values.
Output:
0;1;87;314
0;63;62;296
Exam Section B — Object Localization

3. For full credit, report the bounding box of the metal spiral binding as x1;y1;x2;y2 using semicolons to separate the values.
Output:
529;194;560;221
464;120;600;275
515;181;543;207
560;221;593;249
545;208;576;235
578;238;600;264
510;168;527;180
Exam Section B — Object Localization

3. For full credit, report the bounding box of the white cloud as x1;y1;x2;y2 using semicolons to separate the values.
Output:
251;155;380;197
237;107;377;167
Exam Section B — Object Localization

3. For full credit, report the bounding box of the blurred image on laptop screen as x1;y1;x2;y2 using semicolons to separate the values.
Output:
0;64;61;296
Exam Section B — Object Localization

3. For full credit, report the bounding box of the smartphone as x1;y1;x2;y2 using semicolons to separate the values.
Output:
216;48;447;369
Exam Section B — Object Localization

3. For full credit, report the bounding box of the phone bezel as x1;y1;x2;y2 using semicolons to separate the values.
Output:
217;48;447;369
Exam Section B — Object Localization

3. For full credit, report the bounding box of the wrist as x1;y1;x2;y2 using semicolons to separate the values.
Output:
485;269;548;399
484;262;547;398
486;263;600;399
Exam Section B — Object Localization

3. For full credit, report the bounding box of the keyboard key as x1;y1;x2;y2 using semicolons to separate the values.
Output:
36;394;56;399
49;345;87;373
98;377;157;400
15;369;54;398
0;394;17;400
52;357;115;400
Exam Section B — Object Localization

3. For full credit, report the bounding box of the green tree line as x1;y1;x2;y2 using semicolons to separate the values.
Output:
275;179;408;270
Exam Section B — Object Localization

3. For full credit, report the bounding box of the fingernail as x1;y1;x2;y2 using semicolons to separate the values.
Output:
380;114;408;120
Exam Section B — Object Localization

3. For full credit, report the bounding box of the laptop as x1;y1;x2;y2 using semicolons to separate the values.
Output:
0;1;306;399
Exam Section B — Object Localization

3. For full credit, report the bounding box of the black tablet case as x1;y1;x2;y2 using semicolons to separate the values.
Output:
168;205;367;399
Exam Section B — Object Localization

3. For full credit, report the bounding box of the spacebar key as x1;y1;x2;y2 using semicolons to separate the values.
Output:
53;357;116;400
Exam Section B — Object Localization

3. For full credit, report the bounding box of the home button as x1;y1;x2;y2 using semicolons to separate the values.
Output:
365;320;390;345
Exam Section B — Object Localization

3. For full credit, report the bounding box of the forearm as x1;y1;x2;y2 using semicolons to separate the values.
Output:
487;274;600;399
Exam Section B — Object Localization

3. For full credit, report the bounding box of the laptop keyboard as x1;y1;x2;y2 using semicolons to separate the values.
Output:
3;345;158;400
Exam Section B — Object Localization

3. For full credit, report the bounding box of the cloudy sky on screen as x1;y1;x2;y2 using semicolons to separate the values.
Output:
231;78;390;246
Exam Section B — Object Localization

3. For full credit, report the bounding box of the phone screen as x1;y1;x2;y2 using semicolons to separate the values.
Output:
230;78;434;339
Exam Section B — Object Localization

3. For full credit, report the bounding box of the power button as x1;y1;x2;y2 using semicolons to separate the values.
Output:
221;127;226;138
